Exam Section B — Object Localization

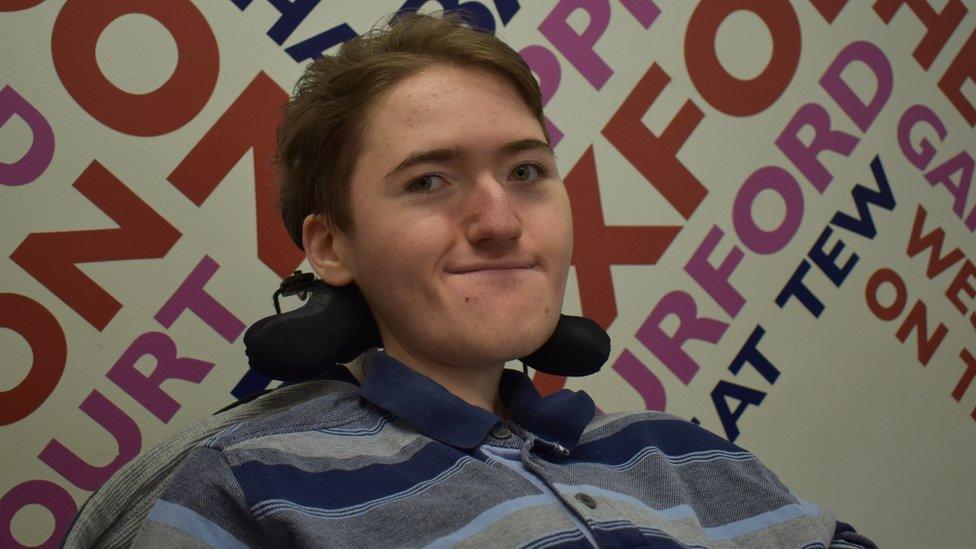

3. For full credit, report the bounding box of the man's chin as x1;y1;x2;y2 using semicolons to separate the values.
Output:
452;314;558;363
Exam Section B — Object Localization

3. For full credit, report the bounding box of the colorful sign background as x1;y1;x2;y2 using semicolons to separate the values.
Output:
3;1;976;546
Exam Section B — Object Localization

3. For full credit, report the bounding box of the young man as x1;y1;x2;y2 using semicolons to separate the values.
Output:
133;12;874;547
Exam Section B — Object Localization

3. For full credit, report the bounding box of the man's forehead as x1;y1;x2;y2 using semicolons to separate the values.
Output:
358;65;545;167
371;65;531;125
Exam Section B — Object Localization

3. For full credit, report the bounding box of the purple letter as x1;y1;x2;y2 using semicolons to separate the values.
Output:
898;104;947;171
820;40;893;132
925;151;973;218
733;166;804;255
612;349;666;411
520;44;565;146
636;291;729;384
155;255;246;342
619;0;660;28
0;85;55;186
684;225;745;318
106;331;214;423
39;390;141;491
0;480;77;549
539;0;613;90
776;102;859;193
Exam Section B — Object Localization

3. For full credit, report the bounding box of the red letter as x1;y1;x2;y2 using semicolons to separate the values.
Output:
945;260;976;315
566;147;681;330
602;63;706;219
10;162;181;330
874;0;967;70
685;0;801;116
0;294;66;425
906;205;964;278
538;147;682;395
953;348;976;401
0;0;46;10
168;73;302;278
895;300;948;365
809;0;849;23
939;27;976;126
51;0;218;136
866;267;907;321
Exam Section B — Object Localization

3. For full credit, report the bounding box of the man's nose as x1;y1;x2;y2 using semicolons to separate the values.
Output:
464;174;522;247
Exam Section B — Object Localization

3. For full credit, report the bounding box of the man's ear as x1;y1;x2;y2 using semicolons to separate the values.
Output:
302;214;354;286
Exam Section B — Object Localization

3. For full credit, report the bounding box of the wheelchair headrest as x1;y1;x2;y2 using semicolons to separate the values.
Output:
243;273;610;382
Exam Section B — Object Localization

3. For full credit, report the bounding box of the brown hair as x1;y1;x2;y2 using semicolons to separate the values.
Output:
277;11;548;247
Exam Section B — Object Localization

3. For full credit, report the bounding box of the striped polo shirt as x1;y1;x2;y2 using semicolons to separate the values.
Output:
134;352;873;548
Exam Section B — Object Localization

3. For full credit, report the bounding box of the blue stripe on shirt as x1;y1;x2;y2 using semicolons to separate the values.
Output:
130;355;868;548
251;455;475;519
234;441;471;509
702;496;821;541
423;494;554;548
147;499;248;548
571;418;744;466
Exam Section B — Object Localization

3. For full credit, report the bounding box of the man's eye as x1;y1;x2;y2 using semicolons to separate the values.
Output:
407;174;446;194
510;163;545;182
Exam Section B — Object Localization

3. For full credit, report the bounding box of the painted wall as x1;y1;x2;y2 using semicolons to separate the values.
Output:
2;1;975;546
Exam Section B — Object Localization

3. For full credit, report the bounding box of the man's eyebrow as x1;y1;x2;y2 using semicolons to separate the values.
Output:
385;147;467;179
384;139;555;179
501;138;555;158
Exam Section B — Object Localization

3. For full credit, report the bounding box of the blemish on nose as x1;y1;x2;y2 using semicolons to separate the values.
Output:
465;296;470;303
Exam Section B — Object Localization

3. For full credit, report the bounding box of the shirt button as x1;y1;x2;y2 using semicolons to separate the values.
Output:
575;492;597;509
491;425;513;439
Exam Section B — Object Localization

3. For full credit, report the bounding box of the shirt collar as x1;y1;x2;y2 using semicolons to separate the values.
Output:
358;351;595;450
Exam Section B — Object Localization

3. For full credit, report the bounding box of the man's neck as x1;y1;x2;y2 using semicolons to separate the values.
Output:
380;344;505;414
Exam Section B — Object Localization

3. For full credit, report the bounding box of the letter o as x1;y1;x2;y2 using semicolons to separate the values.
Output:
733;166;804;254
0;480;77;549
0;0;46;11
0;294;67;425
51;0;218;136
865;267;907;321
685;0;801;116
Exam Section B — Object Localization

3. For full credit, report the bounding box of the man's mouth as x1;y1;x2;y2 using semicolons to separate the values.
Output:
446;260;536;274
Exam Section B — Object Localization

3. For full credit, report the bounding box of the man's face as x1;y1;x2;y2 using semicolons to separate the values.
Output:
329;64;572;370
